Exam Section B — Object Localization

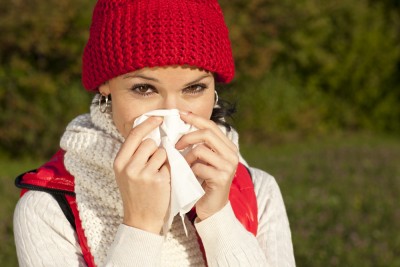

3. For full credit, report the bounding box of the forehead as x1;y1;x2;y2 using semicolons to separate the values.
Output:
122;66;213;80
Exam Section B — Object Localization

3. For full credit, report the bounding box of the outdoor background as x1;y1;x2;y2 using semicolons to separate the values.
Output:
1;0;399;266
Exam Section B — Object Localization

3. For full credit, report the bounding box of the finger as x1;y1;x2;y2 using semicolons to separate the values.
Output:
179;111;225;139
115;117;162;169
146;148;167;172
191;162;219;182
178;111;237;152
185;144;223;167
128;138;159;168
176;129;231;156
192;161;234;187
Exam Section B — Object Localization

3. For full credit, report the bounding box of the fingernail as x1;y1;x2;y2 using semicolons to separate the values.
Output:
179;111;190;115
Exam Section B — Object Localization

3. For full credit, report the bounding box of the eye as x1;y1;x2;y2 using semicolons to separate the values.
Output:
183;83;207;95
130;84;157;96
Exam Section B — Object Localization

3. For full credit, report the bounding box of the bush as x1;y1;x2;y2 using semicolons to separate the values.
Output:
0;0;94;158
220;0;400;139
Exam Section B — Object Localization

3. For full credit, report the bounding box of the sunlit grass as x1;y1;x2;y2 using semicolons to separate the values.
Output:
241;133;400;267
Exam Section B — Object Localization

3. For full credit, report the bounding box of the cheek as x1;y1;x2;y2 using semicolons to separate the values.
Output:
112;108;133;138
111;98;163;138
188;98;215;119
111;101;144;138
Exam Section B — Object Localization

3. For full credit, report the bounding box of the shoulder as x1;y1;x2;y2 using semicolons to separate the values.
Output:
14;191;77;244
246;166;282;199
227;128;284;200
14;191;71;229
14;191;85;265
246;167;288;221
14;190;80;251
246;167;296;266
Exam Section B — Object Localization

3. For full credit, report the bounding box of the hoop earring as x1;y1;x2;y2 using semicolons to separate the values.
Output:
214;90;219;106
99;94;110;113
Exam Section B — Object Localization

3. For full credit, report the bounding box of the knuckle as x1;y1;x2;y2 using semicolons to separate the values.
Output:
192;145;206;156
140;170;153;181
210;120;219;129
191;163;201;173
221;159;236;174
202;128;213;136
125;165;139;179
225;151;239;165
207;120;219;131
232;145;239;154
142;138;158;148
191;145;200;155
113;158;123;173
127;127;140;139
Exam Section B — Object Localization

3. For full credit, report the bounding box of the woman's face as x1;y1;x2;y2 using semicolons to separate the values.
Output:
99;66;215;138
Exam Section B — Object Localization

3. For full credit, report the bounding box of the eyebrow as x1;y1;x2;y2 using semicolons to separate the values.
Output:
123;73;212;86
123;74;159;82
184;74;212;87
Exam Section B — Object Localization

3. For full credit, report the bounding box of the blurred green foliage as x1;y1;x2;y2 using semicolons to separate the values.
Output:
0;0;93;157
0;0;399;158
221;0;400;141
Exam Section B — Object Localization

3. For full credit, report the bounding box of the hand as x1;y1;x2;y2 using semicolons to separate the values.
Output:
113;117;170;234
175;112;239;221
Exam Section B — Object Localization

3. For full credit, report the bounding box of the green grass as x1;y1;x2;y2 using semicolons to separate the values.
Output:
241;132;400;266
1;133;399;266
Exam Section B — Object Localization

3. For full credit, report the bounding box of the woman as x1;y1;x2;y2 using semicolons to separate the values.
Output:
13;0;296;266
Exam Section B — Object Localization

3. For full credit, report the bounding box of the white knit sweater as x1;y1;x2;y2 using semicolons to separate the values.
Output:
13;103;296;267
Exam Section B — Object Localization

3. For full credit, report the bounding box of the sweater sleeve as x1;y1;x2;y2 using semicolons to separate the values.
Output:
103;224;164;266
13;191;86;267
194;167;296;267
195;202;268;266
251;167;296;267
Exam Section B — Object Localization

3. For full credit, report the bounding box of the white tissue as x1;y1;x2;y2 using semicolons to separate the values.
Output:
133;109;205;235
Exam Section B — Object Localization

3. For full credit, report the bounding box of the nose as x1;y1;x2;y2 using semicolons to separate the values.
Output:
162;95;180;110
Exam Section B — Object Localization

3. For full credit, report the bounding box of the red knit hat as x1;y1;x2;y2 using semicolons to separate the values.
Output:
82;0;235;91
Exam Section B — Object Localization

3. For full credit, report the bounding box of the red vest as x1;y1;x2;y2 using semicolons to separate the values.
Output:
16;149;258;267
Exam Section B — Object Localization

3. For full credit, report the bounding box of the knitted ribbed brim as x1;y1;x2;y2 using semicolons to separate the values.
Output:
82;0;235;91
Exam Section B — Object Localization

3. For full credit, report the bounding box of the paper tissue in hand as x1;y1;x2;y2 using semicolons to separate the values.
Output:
133;109;205;235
